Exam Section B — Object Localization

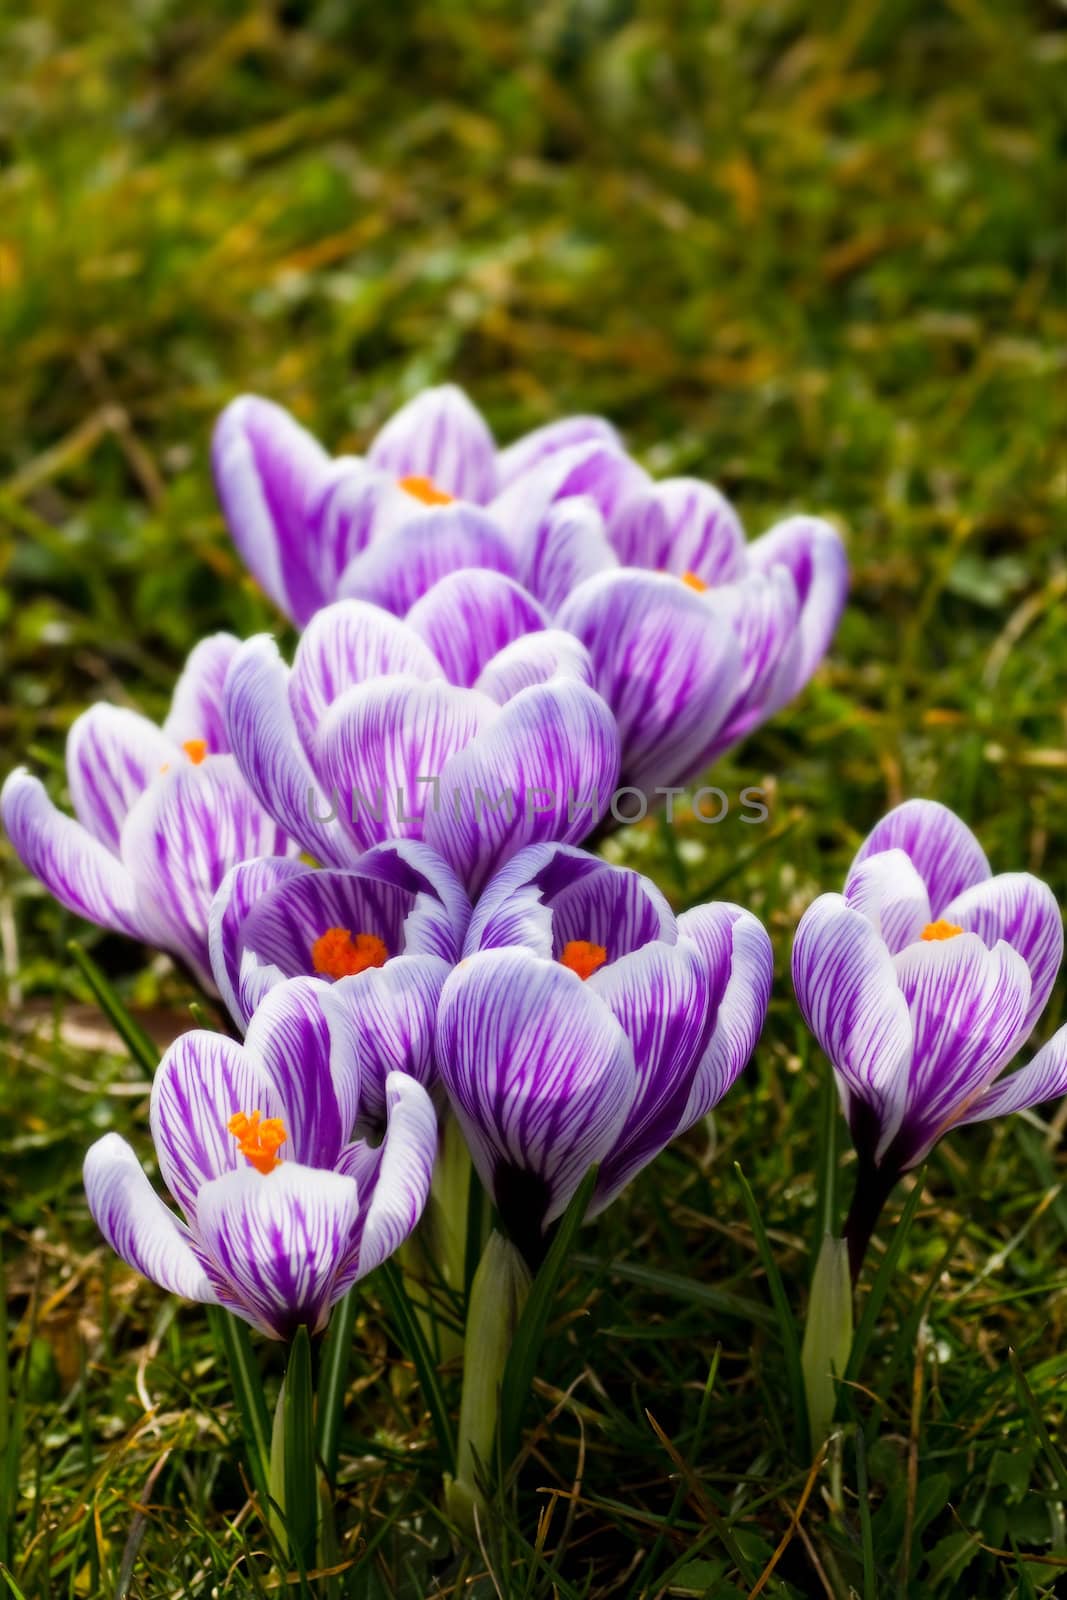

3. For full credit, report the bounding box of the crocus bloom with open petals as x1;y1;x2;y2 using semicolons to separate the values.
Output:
209;840;470;1120
792;799;1067;1271
213;388;847;796
224;599;619;896
84;978;436;1339
1;636;293;988
435;844;772;1260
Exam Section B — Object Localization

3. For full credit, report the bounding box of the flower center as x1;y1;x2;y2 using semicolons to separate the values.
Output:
559;939;608;980
681;571;708;593
182;738;208;765
398;474;454;506
920;919;964;942
311;927;389;980
228;1110;287;1174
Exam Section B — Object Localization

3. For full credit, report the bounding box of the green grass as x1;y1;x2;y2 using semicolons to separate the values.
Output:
1;1;1065;1594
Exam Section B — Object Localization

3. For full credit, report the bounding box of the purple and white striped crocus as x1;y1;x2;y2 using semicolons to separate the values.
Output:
84;977;436;1339
223;598;619;896
213;387;847;796
792;799;1067;1277
1;636;293;989
434;844;773;1262
208;840;470;1121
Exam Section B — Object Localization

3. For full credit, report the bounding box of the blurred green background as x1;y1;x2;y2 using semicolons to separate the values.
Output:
1;2;1065;1596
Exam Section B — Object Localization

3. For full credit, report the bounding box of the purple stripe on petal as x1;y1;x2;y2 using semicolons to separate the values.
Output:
322;953;449;1123
334;1073;437;1288
489;440;648;553
289;599;443;748
496;414;622;490
436;949;637;1228
960;1024;1067;1125
843;849;932;954
237;867;412;993
208;856;312;1030
84;1134;215;1303
851;799;992;917
66;704;175;850
677;904;772;1125
244;977;346;1167
474;629;595;705
939;873;1063;1036
546;858;676;957
337;505;517;615
163;634;243;755
407;571;548;688
610;479;746;585
353;839;471;962
703;568;803;755
518;498;618;615
2;768;146;940
304;456;388;598
367;385;497;503
746;515;848;689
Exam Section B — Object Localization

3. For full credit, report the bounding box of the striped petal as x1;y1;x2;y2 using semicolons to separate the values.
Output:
436;949;637;1238
425;678;620;895
335;1073;437;1285
367;385;497;503
940;873;1063;1035
352;839;471;963
474;628;595;705
960;1025;1067;1125
677;903;773;1125
406;571;548;688
517;498;618;615
851;800;992;917
1;768;145;940
212;395;332;626
162;634;242;755
610;479;746;585
303;456;387;597
244;977;348;1167
313;677;493;851
337;505;516;615
84;1134;215;1303
490;439;648;551
706;567;803;753
289;599;443;749
496;415;622;491
544;854;676;956
322;954;449;1122
195;1162;359;1339
66;704;175;850
208;856;312;1029
843;849;932;953
150;1029;276;1221
557;569;741;795
225;635;351;866
746;515;848;690
792;894;913;1158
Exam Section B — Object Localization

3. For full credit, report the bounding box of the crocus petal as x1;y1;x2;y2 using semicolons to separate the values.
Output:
163;634;243;755
792;894;913;1156
212;395;332;626
196;1162;360;1338
495;414;623;490
746;515;848;688
518;498;618;615
367;384;497;503
337;505;516;615
473;629;595;704
322;954;449;1123
353;839;471;963
589;938;713;1210
84;1134;215;1303
335;1073;437;1285
960;1025;1067;1125
892;934;1031;1165
610;479;746;585
463;843;595;958
303;456;387;595
425;678;620;895
851;799;992;917
406;570;548;688
436;949;637;1232
150;1029;276;1221
1;769;145;939
677;903;773;1124
705;567;803;752
208;856;313;1029
940;873;1064;1035
557;569;740;795
225;635;350;866
313;677;493;851
289;599;443;749
121;755;291;987
244;977;348;1167
66;705;175;850
843;849;932;953
489;439;649;551
545;855;676;956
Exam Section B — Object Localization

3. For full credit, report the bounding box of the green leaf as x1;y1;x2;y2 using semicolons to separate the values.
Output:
67;938;158;1075
377;1257;456;1475
734;1163;807;1458
569;1253;775;1329
207;1307;271;1509
282;1326;317;1582
315;1286;359;1487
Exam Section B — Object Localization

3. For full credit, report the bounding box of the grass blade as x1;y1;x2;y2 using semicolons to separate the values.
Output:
208;1307;271;1507
282;1327;317;1585
570;1253;774;1329
377;1258;456;1475
316;1287;358;1486
67;939;158;1075
734;1162;807;1458
1009;1348;1067;1499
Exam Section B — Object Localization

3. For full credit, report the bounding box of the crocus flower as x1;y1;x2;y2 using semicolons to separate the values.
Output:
83;978;436;1339
434;844;773;1261
208;840;470;1120
792;799;1067;1276
1;636;293;988
224;598;619;896
213;388;847;795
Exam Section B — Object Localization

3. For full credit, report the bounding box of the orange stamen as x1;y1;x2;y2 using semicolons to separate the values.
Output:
921;919;964;942
311;927;389;980
681;571;708;592
182;738;208;765
228;1110;287;1174
398;474;454;507
559;939;608;980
